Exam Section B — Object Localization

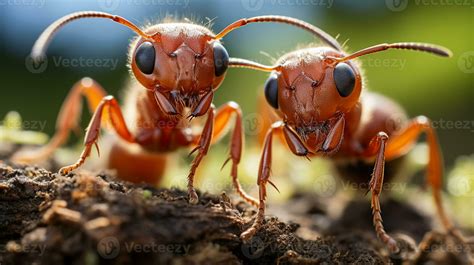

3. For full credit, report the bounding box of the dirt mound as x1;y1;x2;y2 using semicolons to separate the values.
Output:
0;163;472;264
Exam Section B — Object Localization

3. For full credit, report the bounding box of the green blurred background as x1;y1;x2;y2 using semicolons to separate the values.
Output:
1;0;472;164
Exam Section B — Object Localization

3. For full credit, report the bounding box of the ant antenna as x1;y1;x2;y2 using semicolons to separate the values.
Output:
215;15;341;51
229;58;279;72
336;42;452;62
31;11;153;60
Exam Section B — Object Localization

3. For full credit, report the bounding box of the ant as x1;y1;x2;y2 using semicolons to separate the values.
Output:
12;11;335;206
232;25;467;252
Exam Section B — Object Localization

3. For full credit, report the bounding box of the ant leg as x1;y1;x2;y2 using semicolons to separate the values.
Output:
59;95;135;175
210;102;258;207
383;116;464;241
240;124;279;240
363;132;399;253
12;77;106;163
187;106;215;204
241;122;309;240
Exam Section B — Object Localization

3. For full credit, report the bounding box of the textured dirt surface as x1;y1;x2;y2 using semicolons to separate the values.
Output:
0;144;473;265
0;163;472;265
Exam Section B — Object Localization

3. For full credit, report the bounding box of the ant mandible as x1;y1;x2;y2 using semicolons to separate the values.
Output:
232;24;466;252
12;11;335;206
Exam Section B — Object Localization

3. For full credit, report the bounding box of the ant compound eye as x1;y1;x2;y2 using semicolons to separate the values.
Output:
135;41;155;75
264;73;279;109
213;42;229;77
333;62;356;97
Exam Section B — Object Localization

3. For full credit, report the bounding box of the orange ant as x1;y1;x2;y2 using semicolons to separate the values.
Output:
12;11;335;206
232;25;466;252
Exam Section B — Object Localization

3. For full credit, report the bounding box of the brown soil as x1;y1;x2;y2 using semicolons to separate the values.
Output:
0;144;472;264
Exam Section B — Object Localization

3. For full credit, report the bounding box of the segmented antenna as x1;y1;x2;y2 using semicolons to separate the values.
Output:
31;11;152;60
338;42;452;62
215;15;341;51
229;58;278;72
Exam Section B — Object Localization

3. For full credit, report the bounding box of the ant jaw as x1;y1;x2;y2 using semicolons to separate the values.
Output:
153;89;180;116
189;90;214;118
320;115;345;154
291;112;345;154
154;87;215;119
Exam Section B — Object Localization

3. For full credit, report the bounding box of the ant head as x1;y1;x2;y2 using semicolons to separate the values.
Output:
33;12;334;117
249;42;450;152
262;43;451;130
265;47;362;127
31;11;232;117
130;24;229;99
32;12;451;122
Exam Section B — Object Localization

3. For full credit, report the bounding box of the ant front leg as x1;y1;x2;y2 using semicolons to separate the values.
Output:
212;102;258;207
363;131;399;252
187;105;215;204
12;78;106;163
241;122;309;240
59;95;135;175
188;101;258;206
